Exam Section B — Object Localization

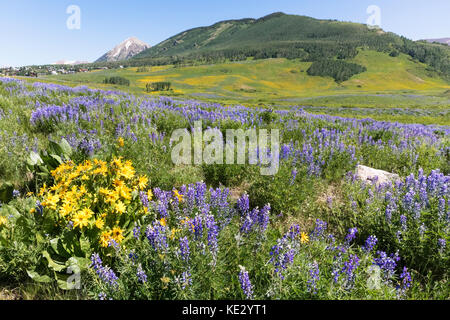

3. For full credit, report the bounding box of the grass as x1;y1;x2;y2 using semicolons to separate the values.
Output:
15;50;449;126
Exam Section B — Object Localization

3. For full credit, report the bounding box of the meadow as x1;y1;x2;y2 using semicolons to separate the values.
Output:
38;51;450;126
0;76;448;300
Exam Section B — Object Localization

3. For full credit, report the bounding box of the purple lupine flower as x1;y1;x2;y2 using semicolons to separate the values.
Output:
258;204;271;232
146;221;168;252
98;292;107;300
205;214;219;256
139;191;149;209
133;223;141;240
374;251;400;280
195;182;207;208
90;253;119;287
363;235;378;253
341;254;360;289
237;193;250;215
179;236;190;262
239;268;254;300
137;264;147;284
419;224;426;237
311;219;327;240
307;261;320;295
191;215;203;240
399;267;412;290
153;188;170;218
400;215;407;231
438;198;446;219
269;225;301;279
345;227;358;244
180;271;192;290
326;196;333;209
290;169;298;185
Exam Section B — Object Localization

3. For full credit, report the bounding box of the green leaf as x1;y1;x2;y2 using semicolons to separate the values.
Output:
1;204;20;219
66;256;90;270
0;183;14;203
79;235;91;255
27;151;43;166
26;270;52;283
48;140;64;155
42;250;67;272
59;138;73;157
50;237;71;258
50;154;63;164
36;233;46;245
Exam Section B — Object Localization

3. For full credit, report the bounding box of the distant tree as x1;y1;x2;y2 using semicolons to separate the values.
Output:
146;82;172;92
103;76;130;86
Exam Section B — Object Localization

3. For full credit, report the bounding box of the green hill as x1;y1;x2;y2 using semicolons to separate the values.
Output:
131;12;450;79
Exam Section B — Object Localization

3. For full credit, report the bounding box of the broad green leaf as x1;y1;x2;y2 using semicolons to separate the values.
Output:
0;184;13;203
42;250;66;272
66;256;90;270
59;138;73;156
26;270;52;283
36;232;45;244
50;154;63;164
27;151;43;166
48;140;63;155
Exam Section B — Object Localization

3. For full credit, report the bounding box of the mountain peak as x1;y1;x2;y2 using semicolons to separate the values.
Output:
96;37;150;63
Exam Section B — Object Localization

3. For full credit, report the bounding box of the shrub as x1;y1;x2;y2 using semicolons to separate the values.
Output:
146;82;171;92
103;77;130;86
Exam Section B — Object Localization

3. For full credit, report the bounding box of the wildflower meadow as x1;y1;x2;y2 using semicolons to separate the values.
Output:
0;77;448;300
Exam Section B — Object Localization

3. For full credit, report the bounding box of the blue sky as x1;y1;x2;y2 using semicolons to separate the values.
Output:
1;0;449;67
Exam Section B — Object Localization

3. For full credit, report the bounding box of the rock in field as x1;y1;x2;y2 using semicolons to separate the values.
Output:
355;165;400;186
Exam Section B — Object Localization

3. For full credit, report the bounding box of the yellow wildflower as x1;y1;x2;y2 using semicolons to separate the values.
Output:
59;202;74;217
0;216;7;226
147;189;153;201
111;157;123;169
159;218;167;227
117;137;124;148
173;190;184;203
117;184;131;200
72;209;93;229
138;175;148;190
300;232;309;244
99;231;112;248
169;228;181;240
160;277;170;284
115;201;126;214
118;161;135;180
111;226;124;243
42;193;60;210
95;218;105;230
38;183;47;197
79;185;87;196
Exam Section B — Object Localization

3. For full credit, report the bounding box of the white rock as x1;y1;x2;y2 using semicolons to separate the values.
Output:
355;165;400;186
